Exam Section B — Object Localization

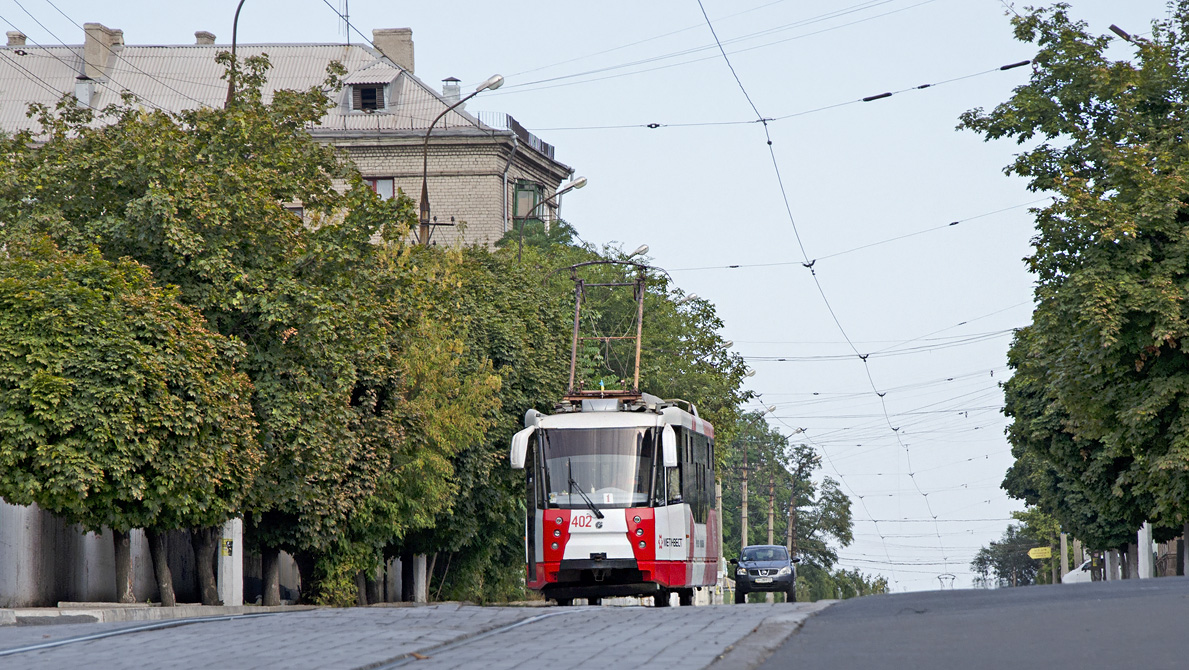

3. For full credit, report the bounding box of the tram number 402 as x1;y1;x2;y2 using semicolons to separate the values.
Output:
571;516;597;529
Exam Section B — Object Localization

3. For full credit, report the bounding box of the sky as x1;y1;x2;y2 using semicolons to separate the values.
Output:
1;0;1175;592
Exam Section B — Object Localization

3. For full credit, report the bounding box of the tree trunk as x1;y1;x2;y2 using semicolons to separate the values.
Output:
292;551;318;605
146;529;177;607
261;546;282;606
366;566;382;605
191;527;221;605
355;571;368;606
113;529;136;603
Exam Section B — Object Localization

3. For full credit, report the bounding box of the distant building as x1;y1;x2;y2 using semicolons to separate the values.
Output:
0;24;573;247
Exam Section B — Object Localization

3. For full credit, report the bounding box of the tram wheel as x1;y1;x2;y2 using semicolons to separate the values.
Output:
678;589;694;606
654;590;672;607
588;597;602;606
556;598;573;607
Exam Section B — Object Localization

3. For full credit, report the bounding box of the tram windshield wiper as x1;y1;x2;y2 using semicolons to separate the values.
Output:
567;458;604;519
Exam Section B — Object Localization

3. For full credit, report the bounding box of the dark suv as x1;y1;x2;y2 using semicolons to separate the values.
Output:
731;545;800;603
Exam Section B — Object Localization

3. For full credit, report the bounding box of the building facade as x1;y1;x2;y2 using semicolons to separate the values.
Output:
1;23;572;247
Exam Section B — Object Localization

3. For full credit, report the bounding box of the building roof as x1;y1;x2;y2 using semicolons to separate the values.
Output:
0;39;520;142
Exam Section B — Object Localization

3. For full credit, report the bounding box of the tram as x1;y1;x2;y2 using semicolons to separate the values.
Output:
510;395;717;605
509;260;718;606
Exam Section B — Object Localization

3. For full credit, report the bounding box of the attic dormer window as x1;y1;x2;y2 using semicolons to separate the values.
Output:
352;84;384;111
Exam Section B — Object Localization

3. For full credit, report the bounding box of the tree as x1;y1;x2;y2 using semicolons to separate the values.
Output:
972;523;1044;588
960;3;1189;536
0;54;491;603
0;238;260;603
720;411;856;601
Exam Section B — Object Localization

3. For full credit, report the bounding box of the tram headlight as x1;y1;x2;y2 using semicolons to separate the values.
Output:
555;516;563;525
554;529;561;538
777;566;792;576
635;528;643;537
633;515;642;524
551;542;559;550
638;541;646;549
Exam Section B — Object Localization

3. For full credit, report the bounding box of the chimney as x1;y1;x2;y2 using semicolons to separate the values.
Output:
6;31;26;47
441;77;460;105
195;31;216;45
372;28;414;73
83;23;123;80
74;76;95;107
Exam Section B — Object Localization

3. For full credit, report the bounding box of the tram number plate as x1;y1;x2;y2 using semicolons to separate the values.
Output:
755;577;773;584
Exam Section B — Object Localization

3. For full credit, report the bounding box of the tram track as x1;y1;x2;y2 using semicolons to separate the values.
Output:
0;611;287;659
360;608;581;670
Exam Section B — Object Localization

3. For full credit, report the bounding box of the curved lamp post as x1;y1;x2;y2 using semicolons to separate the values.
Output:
419;74;504;245
517;176;587;261
224;0;248;107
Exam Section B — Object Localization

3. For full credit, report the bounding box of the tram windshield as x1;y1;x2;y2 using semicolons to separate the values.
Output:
540;427;654;509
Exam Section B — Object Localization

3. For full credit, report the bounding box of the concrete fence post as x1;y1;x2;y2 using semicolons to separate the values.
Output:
1138;522;1154;579
217;518;243;606
413;554;428;603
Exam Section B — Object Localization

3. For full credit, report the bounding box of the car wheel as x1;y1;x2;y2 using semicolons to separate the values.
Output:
786;585;797;602
734;588;747;605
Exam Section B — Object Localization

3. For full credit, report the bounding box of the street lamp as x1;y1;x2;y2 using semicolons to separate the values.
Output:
517;176;587;260
628;244;649;259
224;0;248;107
675;293;699;306
419;74;504;246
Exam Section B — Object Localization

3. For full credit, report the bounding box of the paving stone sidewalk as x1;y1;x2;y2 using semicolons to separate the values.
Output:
0;601;826;670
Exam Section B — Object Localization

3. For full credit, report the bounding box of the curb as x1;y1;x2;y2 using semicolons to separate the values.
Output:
1;604;315;626
705;600;837;670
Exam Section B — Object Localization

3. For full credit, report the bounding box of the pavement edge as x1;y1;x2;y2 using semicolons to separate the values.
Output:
705;600;838;670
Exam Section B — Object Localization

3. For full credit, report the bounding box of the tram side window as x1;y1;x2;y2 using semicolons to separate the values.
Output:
667;466;681;504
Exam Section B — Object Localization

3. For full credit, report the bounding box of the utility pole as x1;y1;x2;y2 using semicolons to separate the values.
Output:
740;446;748;550
766;469;776;603
767;469;775;546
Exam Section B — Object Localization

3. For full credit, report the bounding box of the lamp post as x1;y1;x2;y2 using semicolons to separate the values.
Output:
224;0;248;107
419;74;504;246
517;176;587;261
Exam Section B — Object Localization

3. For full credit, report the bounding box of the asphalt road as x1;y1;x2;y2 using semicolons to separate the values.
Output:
761;576;1189;670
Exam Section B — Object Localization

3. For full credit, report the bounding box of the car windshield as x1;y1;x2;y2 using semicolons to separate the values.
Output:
540;427;654;509
742;546;788;562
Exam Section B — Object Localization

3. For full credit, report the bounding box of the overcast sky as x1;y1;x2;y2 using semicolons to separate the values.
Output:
3;0;1174;591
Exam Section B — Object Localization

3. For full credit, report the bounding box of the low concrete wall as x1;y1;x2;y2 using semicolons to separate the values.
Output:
0;499;293;607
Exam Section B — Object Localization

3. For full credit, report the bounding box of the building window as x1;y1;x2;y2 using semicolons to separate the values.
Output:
352;84;385;111
513;181;542;220
364;178;394;200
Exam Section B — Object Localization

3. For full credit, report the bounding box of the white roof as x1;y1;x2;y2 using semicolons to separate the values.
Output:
0;42;481;136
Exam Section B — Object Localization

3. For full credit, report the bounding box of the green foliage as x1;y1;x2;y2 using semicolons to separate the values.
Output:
720;412;854;587
0;54;497;601
961;3;1189;536
797;566;888;601
0;238;260;533
971;523;1044;588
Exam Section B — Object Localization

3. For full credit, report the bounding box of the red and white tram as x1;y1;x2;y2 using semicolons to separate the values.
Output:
511;394;718;606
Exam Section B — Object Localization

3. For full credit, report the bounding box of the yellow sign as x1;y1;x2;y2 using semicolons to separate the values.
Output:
1027;546;1052;559
221;538;234;557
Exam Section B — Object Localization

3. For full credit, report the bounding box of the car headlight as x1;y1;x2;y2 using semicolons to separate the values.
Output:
777;566;792;576
736;567;748;576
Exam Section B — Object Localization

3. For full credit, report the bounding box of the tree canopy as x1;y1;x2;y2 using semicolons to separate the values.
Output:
961;2;1189;542
0;238;260;534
